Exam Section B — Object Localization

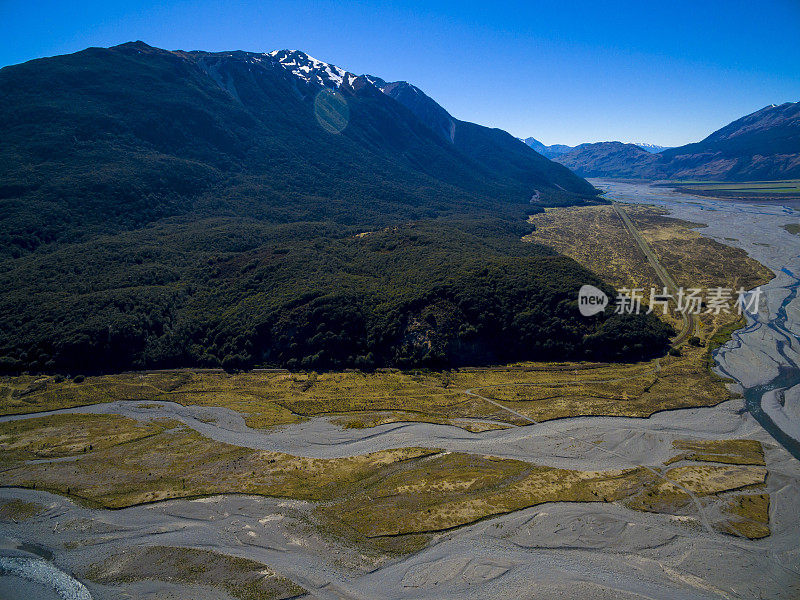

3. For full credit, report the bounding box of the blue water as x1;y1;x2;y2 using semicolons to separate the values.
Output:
0;555;91;600
595;179;800;461
717;267;800;460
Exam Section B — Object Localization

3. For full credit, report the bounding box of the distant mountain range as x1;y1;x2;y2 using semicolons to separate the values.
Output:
552;142;661;179
522;138;574;159
549;102;800;180
633;143;671;153
522;138;669;159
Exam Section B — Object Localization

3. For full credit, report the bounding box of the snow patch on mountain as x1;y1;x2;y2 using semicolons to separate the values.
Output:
267;50;352;88
629;142;671;153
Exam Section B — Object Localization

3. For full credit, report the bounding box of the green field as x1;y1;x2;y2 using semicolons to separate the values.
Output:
665;180;800;197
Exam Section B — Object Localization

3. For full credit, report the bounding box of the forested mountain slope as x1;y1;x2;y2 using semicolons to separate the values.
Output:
0;42;672;373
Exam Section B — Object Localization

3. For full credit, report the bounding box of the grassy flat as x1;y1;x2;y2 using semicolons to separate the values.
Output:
624;464;767;526
0;355;732;429
669;180;800;194
527;203;771;293
85;545;306;600
1;414;439;507
667;439;765;465
0;498;45;521
461;345;730;421
0;413;175;465
0;414;771;543
663;464;766;495
782;223;800;235
717;493;771;539
320;458;655;537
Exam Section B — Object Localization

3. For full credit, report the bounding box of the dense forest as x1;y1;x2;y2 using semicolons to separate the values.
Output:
0;42;673;373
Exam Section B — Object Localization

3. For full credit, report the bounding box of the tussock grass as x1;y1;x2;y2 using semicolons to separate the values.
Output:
456;345;729;421
0;413;173;466
667;439;765;466
0;498;45;521
1;414;771;545
782;223;800;235
1;414;437;508
85;545;306;600
716;493;770;539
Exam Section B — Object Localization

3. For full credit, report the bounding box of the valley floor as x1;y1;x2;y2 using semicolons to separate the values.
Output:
660;180;800;208
2;181;800;599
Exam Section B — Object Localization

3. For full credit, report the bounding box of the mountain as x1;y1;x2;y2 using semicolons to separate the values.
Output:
0;44;597;252
363;80;589;195
523;138;670;158
657;102;800;180
633;143;671;153
554;142;660;178
365;75;457;143
550;103;800;180
0;42;669;374
523;138;573;159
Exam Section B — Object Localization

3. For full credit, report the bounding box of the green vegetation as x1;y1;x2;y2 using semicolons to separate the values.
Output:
669;180;800;198
461;345;733;421
0;368;521;427
6;211;679;373
320;457;655;537
623;205;773;291
624;464;767;519
1;44;591;254
526;202;773;373
0;204;767;428
521;204;772;418
660;464;766;495
0;352;735;429
706;316;747;359
717;493;771;539
526;205;661;291
782;223;800;235
667;439;765;466
0;413;772;545
528;204;771;295
0;413;173;466
0;413;440;507
0;202;763;432
0;499;45;521
85;546;306;600
0;374;186;417
0;215;676;373
0;44;684;375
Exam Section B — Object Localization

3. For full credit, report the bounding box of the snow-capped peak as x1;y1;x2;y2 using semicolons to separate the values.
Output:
363;75;386;90
628;142;671;153
267;50;355;88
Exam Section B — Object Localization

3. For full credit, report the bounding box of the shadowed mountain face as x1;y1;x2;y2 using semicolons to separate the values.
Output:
551;102;800;180
363;77;590;195
366;75;457;143
554;142;661;178
0;42;674;374
522;139;670;160
0;43;596;252
658;102;800;180
523;138;574;159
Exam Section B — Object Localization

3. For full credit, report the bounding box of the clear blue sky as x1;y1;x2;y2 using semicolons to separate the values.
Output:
2;0;799;146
